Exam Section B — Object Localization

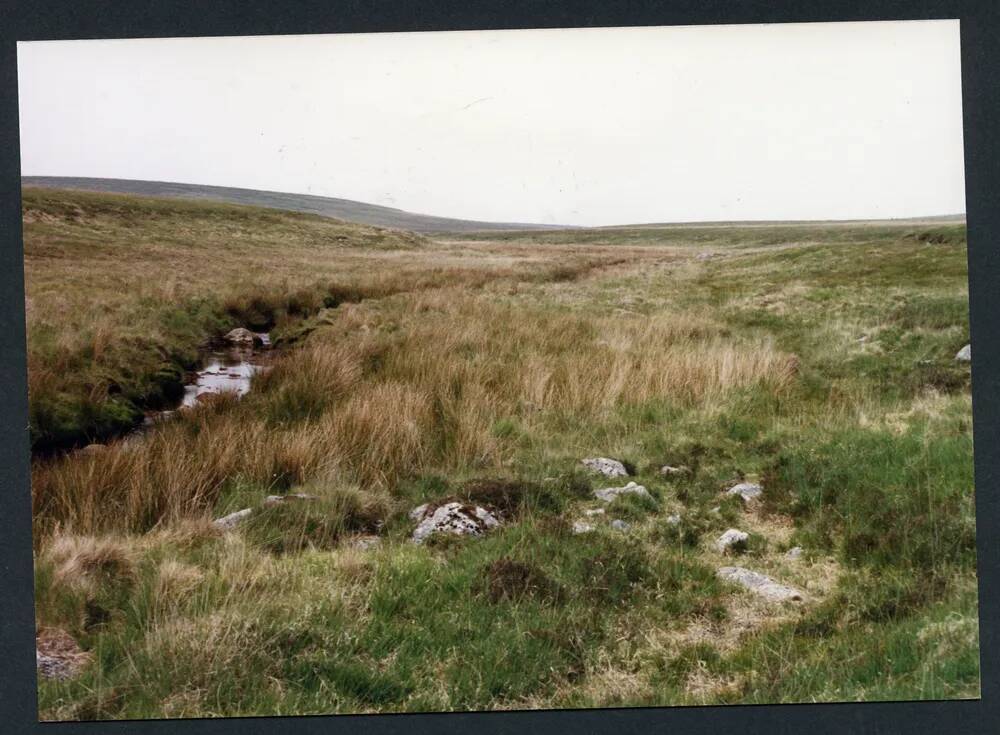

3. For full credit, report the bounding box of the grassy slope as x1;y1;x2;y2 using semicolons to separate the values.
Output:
27;190;978;718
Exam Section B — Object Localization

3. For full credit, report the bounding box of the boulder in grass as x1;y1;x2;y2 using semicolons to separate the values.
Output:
594;481;651;503
611;519;631;532
581;457;629;478
411;502;500;544
213;508;252;530
717;566;805;602
715;528;749;553
786;546;804;560
956;344;971;362
726;482;762;503
224;327;257;346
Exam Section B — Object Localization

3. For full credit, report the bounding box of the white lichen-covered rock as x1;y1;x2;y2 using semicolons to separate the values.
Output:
213;508;252;530
411;502;500;544
717;566;805;602
715;528;749;553
581;457;629;478
572;521;596;534
611;519;631;532
224;327;257;345
659;465;690;476
263;493;317;507
727;482;763;503
583;508;606;517
594;481;650;503
956;344;971;362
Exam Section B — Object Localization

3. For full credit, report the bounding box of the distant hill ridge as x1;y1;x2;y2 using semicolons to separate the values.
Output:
20;177;574;234
21;176;965;232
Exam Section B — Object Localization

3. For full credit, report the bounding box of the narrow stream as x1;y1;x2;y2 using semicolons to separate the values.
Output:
138;331;272;431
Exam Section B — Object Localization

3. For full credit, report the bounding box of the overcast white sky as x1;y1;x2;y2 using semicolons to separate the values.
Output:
18;20;965;226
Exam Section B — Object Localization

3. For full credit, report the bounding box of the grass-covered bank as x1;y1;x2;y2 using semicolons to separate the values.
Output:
26;190;978;717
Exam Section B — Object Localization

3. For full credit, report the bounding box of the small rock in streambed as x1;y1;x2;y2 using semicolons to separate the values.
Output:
717;566;805;603
213;508;253;530
224;327;258;346
410;502;501;544
956;344;971;362
610;519;631;532
581;457;630;478
572;521;596;534
726;482;762;503
263;493;317;507
594;481;651;503
715;528;749;553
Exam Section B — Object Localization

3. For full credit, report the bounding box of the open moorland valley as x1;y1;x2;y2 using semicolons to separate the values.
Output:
24;181;978;719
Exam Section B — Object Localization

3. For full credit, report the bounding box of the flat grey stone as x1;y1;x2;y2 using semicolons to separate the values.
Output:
263;493;317;507
572;521;596;534
610;519;631;532
717;566;805;602
956;344;971;362
594;481;650;503
659;464;691;476
213;508;252;530
581;457;629;478
786;546;804;560
727;482;763;503
715;528;749;553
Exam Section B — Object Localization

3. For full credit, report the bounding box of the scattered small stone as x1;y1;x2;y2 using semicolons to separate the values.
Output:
581;457;630;478
717;566;805;602
659;464;691;477
224;327;257;345
727;482;763;503
572;521;596;534
583;508;606;517
263;493;317;507
715;528;750;553
610;519;631;532
786;546;804;560
594;481;651;503
212;508;252;530
411;502;500;544
956;344;971;362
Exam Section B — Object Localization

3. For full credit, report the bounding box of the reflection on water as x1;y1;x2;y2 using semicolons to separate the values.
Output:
180;349;268;408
